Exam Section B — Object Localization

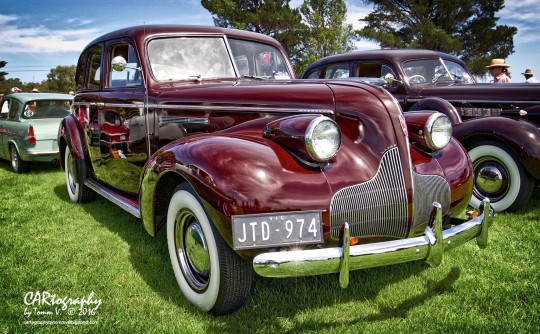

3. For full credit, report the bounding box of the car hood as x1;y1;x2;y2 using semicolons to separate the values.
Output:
153;79;337;112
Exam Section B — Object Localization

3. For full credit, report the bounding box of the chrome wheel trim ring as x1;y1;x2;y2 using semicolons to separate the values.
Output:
174;209;210;292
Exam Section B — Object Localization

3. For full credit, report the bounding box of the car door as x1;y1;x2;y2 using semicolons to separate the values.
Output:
93;39;149;194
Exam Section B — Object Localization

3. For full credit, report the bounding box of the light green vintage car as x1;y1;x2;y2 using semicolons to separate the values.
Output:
0;93;73;173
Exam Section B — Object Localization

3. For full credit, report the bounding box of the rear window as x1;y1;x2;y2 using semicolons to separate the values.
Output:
22;100;71;119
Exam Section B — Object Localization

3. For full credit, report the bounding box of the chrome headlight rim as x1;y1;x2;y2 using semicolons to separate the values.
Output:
305;116;341;162
424;113;452;151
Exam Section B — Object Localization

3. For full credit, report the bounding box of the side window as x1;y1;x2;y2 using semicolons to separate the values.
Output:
356;62;399;88
325;63;349;79
304;69;321;79
88;52;102;90
1;100;9;118
356;62;383;78
108;43;141;87
9;99;20;120
76;45;102;91
381;64;397;78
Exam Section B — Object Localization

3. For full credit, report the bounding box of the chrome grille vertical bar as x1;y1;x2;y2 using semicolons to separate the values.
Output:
330;147;409;239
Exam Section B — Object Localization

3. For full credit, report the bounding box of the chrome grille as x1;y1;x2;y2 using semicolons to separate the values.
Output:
329;147;451;239
330;147;408;239
411;172;450;230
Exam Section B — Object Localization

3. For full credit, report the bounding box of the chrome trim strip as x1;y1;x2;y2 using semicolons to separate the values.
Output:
406;98;540;105
25;150;59;155
72;101;334;115
159;116;209;124
253;199;493;279
85;179;141;218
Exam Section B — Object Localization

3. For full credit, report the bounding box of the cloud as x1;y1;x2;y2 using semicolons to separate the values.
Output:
0;13;17;25
0;14;100;53
499;0;540;44
500;0;539;21
67;18;93;26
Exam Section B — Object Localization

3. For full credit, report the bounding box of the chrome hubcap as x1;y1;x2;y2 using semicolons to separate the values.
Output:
66;152;77;193
11;148;18;170
185;223;210;277
476;166;503;193
175;209;210;291
473;159;509;201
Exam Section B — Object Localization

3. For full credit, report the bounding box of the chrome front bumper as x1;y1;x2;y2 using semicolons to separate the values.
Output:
253;199;493;288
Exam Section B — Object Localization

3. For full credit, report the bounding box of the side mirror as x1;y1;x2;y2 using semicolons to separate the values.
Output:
111;56;127;72
383;74;403;88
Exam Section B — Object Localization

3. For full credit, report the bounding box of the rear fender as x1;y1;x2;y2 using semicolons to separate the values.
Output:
57;114;90;184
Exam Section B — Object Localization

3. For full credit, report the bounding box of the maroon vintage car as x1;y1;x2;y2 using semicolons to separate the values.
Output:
302;49;540;212
58;26;493;315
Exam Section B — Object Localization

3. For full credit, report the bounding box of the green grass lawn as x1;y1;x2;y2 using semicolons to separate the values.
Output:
1;160;539;334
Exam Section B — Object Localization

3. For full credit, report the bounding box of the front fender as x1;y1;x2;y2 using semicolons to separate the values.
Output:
409;97;462;125
453;116;540;180
140;134;332;248
411;137;473;224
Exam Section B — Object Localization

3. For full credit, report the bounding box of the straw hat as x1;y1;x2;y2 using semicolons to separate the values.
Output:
486;59;510;68
521;69;534;75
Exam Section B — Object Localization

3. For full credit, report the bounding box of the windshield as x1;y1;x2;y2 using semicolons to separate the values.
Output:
148;37;236;81
22;100;71;119
147;36;291;81
402;58;474;85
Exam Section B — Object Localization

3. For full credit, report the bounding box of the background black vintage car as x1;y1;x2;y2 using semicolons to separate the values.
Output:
302;49;540;212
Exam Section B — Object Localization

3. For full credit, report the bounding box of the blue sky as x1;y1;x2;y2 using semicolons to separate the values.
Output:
1;0;539;83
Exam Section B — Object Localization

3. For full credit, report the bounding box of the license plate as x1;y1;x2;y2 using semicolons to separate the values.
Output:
232;211;323;250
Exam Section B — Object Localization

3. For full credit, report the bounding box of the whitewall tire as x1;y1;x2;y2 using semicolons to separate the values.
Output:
166;185;252;315
468;141;533;212
64;146;95;203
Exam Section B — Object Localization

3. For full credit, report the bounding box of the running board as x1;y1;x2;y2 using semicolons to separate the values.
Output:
85;179;141;218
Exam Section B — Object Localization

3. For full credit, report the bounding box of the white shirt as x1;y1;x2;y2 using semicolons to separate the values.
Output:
526;76;540;83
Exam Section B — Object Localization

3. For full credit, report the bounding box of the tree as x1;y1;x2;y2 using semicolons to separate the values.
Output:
298;0;355;73
201;0;306;75
0;78;24;95
0;60;8;81
357;0;517;76
42;65;76;94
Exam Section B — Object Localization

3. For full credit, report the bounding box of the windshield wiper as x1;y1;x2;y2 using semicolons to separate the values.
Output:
242;75;269;80
188;74;202;82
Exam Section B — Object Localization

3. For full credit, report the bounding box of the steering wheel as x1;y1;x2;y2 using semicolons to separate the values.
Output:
408;74;426;84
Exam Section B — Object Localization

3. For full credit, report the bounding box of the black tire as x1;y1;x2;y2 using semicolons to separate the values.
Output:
167;184;252;315
64;146;96;203
468;141;534;212
11;145;31;173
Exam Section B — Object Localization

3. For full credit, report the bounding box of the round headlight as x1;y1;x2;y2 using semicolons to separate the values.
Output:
425;113;452;150
305;117;341;162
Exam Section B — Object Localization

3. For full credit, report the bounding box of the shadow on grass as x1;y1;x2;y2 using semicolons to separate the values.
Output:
55;186;452;320
250;267;462;334
53;184;452;328
0;157;61;174
53;184;193;312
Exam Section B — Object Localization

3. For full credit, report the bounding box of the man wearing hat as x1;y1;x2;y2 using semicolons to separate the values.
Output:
521;69;540;83
486;58;511;84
